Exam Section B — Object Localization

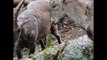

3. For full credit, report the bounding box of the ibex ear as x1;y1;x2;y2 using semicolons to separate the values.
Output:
61;0;65;3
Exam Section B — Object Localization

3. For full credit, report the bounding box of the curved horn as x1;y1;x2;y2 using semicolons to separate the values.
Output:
13;0;25;28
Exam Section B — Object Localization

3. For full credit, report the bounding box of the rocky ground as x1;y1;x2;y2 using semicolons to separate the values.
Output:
14;35;93;60
51;16;86;45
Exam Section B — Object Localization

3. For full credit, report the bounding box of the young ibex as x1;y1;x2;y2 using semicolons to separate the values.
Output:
15;0;62;59
50;0;94;40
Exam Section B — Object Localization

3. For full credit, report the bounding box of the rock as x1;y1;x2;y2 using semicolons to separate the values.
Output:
59;35;93;60
29;35;93;60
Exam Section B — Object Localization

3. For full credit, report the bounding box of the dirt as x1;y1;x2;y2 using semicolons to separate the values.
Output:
51;16;86;45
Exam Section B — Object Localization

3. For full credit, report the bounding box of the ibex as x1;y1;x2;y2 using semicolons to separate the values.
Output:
14;0;62;59
50;0;94;40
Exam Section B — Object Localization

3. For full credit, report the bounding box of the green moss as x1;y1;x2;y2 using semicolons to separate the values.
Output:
51;35;56;41
29;54;35;58
28;54;37;60
32;57;37;60
45;34;52;48
57;55;62;60
81;41;93;60
42;46;53;60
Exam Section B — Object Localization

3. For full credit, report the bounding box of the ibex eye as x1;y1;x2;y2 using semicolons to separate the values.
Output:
53;5;56;8
52;4;58;9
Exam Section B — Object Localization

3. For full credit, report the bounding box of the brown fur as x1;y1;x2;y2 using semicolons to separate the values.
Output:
16;0;62;59
17;0;51;42
16;0;51;59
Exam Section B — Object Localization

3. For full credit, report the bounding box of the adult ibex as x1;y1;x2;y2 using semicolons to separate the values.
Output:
50;0;94;40
14;0;62;59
